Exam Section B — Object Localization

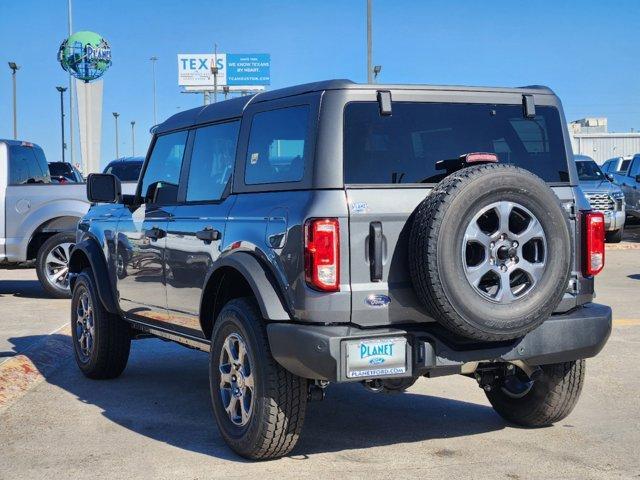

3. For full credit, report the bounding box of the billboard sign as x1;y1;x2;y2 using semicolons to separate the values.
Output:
178;53;270;87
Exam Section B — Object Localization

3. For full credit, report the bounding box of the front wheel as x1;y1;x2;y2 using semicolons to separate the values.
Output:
485;360;585;427
209;298;308;460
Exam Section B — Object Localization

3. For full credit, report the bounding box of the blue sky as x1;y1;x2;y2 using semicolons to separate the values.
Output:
1;0;638;168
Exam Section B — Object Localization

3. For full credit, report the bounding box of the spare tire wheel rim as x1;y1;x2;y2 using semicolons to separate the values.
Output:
462;201;546;304
75;289;95;360
218;333;254;427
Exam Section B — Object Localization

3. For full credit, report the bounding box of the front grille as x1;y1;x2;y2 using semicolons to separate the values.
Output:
585;193;614;212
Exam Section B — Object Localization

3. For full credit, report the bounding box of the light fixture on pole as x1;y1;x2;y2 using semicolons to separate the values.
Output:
112;112;120;159
373;65;382;82
130;121;135;157
211;43;219;103
150;56;158;126
56;86;67;162
8;62;20;139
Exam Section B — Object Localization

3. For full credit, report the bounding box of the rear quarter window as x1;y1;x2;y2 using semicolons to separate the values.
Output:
244;105;309;185
344;102;570;184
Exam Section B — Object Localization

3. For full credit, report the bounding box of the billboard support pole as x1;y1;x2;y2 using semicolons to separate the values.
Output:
212;44;218;103
367;0;372;83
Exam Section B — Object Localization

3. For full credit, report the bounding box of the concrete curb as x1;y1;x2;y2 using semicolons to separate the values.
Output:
0;324;72;414
605;242;640;250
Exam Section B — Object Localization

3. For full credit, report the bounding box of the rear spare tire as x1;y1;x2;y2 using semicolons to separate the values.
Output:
409;164;572;341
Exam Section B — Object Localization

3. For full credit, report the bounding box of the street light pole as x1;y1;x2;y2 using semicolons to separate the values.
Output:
367;0;372;83
67;0;75;167
56;86;67;163
113;112;120;159
8;62;20;139
150;56;158;126
130;121;135;157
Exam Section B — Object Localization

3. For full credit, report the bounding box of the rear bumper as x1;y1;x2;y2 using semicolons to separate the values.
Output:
267;303;612;382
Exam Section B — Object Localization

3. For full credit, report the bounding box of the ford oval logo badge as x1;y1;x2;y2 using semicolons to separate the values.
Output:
366;294;391;308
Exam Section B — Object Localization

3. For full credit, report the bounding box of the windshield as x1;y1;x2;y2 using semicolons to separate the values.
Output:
576;160;605;182
49;163;73;178
105;162;143;182
343;102;569;184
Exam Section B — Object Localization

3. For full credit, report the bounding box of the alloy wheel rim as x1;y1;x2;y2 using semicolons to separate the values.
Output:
219;333;254;427
75;290;94;360
45;242;74;290
461;201;546;304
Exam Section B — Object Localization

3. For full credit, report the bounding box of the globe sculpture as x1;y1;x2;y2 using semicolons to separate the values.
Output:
58;31;112;82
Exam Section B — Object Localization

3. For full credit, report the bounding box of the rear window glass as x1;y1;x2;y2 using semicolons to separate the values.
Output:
344;102;569;184
8;145;51;184
245;105;309;185
105;162;143;182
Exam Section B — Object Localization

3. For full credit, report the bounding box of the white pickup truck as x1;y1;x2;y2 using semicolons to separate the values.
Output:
0;139;89;297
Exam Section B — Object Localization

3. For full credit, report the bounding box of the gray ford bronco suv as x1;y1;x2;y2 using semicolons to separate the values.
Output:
69;80;612;460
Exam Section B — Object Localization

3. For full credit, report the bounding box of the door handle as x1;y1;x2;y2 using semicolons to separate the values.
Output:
369;222;383;282
145;226;166;241
196;227;221;243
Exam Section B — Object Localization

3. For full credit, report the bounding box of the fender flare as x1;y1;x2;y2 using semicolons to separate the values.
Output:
68;238;119;314
203;252;291;322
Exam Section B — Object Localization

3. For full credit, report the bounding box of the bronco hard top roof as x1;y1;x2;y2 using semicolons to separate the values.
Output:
154;79;555;135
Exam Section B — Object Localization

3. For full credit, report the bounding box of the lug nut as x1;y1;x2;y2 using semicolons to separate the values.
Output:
500;265;507;272
490;242;495;248
512;241;518;248
490;258;495;265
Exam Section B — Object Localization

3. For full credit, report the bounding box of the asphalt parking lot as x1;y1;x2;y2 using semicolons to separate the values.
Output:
0;241;639;479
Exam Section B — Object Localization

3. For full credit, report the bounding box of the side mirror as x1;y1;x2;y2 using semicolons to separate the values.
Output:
636;174;640;183
86;173;122;203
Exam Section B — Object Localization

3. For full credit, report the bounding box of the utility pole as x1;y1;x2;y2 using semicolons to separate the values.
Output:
56;86;67;162
130;121;135;156
67;0;75;167
8;62;19;139
113;112;120;159
150;56;158;125
367;0;372;83
212;43;219;103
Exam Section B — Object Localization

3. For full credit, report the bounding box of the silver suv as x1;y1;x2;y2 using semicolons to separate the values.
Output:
575;154;625;242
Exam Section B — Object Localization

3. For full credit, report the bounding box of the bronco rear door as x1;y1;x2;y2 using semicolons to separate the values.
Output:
340;90;575;328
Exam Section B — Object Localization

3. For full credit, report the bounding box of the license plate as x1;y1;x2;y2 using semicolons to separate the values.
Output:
345;337;407;379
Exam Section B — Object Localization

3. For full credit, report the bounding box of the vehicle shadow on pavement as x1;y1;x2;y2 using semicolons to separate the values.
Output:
0;278;52;299
12;335;504;461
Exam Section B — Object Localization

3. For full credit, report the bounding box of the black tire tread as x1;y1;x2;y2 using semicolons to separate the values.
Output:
486;360;585;427
213;298;307;460
72;269;130;379
605;228;623;243
408;163;570;341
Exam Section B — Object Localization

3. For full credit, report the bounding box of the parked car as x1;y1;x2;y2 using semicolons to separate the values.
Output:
574;154;626;242
103;156;144;182
49;161;84;183
69;81;611;460
602;155;633;176
0;139;89;297
605;154;640;219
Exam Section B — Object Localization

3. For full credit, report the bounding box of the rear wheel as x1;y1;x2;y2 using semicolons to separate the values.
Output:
71;269;131;379
485;360;585;427
605;227;623;243
36;232;75;298
209;298;308;460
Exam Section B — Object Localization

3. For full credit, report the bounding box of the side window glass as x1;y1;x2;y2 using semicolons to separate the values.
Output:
33;147;52;183
186;121;239;202
630;159;640;178
140;131;188;204
245;105;309;185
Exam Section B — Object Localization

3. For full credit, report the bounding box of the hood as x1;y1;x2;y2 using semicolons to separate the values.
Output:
579;178;621;195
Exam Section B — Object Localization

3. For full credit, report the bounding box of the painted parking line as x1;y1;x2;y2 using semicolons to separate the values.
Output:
612;319;640;327
0;324;71;414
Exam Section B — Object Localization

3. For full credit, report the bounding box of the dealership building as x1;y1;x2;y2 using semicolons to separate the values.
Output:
570;118;640;164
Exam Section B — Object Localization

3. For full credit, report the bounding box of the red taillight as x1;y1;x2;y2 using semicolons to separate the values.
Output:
304;218;340;292
584;211;605;276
